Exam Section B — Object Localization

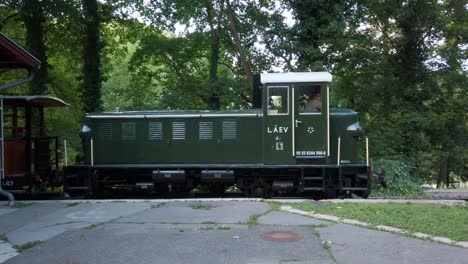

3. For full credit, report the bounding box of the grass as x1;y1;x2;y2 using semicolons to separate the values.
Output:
290;201;468;241
0;234;9;243
13;241;42;252
67;202;80;207
12;202;33;208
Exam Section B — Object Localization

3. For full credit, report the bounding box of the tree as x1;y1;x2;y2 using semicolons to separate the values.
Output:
81;0;103;113
20;0;48;94
287;0;350;71
429;0;467;186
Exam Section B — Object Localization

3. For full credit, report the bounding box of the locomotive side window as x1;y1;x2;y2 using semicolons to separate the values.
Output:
172;122;186;140
267;86;289;115
199;122;213;140
122;122;136;140
148;122;163;140
298;85;322;114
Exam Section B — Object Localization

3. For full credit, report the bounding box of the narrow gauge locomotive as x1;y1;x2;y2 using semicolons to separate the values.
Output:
64;72;371;198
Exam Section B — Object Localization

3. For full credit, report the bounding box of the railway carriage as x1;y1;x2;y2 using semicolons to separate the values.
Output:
64;72;371;198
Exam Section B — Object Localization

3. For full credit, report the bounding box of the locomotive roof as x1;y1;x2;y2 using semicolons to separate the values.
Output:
86;109;262;118
260;72;332;84
87;109;262;118
0;95;68;107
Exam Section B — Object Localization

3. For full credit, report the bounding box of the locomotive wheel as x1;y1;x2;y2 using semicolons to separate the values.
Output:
354;180;371;198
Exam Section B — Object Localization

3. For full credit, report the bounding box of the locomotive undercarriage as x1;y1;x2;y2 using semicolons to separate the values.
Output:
64;164;371;199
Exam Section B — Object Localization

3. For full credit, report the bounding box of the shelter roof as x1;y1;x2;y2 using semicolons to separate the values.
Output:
260;72;332;84
1;95;68;107
0;32;41;70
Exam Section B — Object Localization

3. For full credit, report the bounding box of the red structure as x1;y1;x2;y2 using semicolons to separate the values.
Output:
2;96;66;190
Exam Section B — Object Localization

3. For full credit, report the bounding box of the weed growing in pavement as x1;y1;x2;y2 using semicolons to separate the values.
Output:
200;226;216;230
200;225;231;231
67;202;80;207
84;222;107;230
267;201;281;211
279;259;303;263
201;221;217;224
246;213;262;226
53;221;81;226
13;241;43;252
0;233;9;243
12;202;33;208
305;226;336;262
321;242;336;262
151;203;166;209
245;202;280;226
306;226;321;238
190;202;214;210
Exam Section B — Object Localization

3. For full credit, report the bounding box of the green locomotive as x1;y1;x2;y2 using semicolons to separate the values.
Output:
64;72;371;198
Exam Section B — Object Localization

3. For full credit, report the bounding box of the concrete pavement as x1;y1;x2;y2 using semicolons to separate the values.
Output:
0;199;465;264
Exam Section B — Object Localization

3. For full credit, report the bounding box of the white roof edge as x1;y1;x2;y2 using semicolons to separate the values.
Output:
260;72;332;84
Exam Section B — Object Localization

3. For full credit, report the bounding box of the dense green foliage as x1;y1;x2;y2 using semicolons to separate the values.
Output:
0;0;466;188
371;160;424;197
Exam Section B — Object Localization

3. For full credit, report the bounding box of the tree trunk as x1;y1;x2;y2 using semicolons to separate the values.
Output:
436;153;449;188
82;0;103;113
225;0;253;90
205;0;224;109
21;0;48;95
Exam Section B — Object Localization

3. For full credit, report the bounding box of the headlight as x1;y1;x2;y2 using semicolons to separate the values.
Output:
81;125;91;133
346;122;363;140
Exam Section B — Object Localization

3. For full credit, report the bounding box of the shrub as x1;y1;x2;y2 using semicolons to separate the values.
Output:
371;159;424;197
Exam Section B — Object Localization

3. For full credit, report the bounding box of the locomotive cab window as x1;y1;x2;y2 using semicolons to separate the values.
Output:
267;86;289;115
298;85;322;114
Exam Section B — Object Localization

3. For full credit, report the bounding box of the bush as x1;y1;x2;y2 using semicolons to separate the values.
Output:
370;159;424;197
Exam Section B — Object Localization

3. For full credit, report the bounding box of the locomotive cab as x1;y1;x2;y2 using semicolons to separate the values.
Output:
260;72;331;165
